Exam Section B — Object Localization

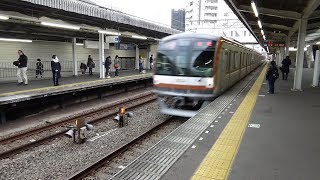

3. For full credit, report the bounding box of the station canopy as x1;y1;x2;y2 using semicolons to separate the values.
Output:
225;0;320;53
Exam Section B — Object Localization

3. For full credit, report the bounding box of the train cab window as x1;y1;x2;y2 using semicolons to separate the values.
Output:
190;50;214;77
156;53;174;75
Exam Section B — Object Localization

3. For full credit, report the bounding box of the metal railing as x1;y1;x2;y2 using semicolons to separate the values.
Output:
0;57;136;82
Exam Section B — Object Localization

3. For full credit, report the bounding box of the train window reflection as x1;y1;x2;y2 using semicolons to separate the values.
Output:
156;53;174;75
191;50;214;77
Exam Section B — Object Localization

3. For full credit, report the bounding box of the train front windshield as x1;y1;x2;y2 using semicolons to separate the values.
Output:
156;38;215;77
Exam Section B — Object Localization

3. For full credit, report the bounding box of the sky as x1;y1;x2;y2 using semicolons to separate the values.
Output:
94;0;188;27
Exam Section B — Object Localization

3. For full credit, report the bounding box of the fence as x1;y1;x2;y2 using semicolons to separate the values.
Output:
0;57;136;82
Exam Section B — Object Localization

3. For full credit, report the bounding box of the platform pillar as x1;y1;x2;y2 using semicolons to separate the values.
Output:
312;50;320;87
72;38;78;76
293;19;307;91
285;36;290;56
99;33;105;79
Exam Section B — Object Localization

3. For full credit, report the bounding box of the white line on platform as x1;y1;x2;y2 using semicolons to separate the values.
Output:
258;95;265;97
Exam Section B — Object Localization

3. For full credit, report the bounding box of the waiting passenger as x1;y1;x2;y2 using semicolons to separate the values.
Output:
266;60;279;94
17;50;28;86
105;56;112;78
280;56;292;80
36;59;44;78
149;54;154;69
80;63;87;74
114;55;120;77
51;55;61;86
87;55;95;75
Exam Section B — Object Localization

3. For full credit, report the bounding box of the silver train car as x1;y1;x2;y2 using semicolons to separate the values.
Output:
153;33;264;117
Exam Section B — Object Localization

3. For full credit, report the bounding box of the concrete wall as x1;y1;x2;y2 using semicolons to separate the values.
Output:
0;40;135;63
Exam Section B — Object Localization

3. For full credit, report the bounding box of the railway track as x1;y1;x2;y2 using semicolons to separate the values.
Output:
0;91;157;159
67;116;184;180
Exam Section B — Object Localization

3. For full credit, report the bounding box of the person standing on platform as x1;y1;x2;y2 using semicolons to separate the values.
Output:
105;56;112;78
114;55;120;77
87;55;95;75
266;60;279;94
149;54;154;70
51;55;61;86
17;50;28;86
36;59;43;78
281;56;292;80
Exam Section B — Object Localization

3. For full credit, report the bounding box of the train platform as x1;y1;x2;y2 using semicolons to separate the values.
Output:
0;70;152;105
111;65;320;180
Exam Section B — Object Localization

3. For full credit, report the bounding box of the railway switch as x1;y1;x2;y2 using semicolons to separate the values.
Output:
113;107;133;128
64;119;94;143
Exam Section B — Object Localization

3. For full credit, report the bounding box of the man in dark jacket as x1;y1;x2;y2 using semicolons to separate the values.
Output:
17;50;28;85
51;55;61;86
266;60;279;94
87;55;95;75
281;56;292;80
149;54;154;69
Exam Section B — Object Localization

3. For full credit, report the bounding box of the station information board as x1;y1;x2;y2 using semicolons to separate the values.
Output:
265;41;285;47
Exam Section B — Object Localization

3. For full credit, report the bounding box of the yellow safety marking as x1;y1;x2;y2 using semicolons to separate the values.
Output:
0;73;152;97
192;65;267;180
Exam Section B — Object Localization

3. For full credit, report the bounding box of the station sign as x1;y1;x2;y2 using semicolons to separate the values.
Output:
265;41;285;47
106;36;120;43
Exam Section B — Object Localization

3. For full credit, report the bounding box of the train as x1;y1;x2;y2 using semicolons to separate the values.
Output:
153;33;265;117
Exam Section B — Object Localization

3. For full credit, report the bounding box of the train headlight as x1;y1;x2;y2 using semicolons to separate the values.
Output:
205;78;214;88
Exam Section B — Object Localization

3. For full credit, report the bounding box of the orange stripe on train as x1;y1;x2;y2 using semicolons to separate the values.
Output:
154;83;214;91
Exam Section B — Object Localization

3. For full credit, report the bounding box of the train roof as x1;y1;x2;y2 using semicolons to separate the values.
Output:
161;33;221;42
161;33;263;54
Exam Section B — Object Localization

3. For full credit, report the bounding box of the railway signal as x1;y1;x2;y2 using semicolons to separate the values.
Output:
65;118;94;143
114;107;133;127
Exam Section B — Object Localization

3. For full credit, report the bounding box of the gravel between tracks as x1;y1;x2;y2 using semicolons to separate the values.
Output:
0;101;170;180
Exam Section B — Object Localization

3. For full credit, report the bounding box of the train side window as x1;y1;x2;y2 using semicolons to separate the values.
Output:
234;52;239;69
230;51;235;72
239;52;242;68
225;50;230;73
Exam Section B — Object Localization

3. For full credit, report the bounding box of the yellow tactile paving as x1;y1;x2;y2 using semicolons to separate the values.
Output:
0;73;152;97
192;65;267;180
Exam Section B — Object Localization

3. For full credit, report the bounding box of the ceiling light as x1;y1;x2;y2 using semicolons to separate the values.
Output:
98;30;120;35
76;43;84;46
132;35;148;40
261;29;264;36
251;1;259;17
306;45;310;47
41;22;80;30
0;38;32;42
267;46;269;52
263;35;266;40
0;15;9;20
317;42;320;44
257;20;262;29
